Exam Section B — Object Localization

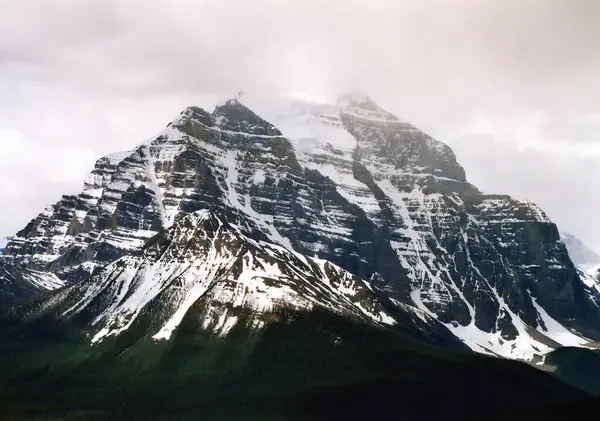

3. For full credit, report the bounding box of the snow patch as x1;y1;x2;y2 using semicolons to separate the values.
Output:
530;296;590;346
252;169;266;185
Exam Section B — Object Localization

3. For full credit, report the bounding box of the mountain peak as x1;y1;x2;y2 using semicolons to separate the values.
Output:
336;91;377;108
336;92;399;125
213;97;282;136
3;88;599;362
169;105;215;130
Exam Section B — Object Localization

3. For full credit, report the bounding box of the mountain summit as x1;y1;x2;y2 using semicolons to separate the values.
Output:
1;93;598;361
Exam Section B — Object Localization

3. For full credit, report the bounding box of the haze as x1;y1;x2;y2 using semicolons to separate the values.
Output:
1;0;599;251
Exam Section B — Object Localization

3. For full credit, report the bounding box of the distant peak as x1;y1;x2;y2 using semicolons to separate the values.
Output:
212;96;283;137
336;91;377;109
225;97;242;107
180;105;212;118
214;92;245;109
167;105;215;130
336;92;399;124
214;96;252;114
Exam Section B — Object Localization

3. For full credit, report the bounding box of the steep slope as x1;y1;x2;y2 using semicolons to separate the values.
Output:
28;209;456;347
243;92;600;359
2;92;598;360
0;262;64;305
2;100;381;282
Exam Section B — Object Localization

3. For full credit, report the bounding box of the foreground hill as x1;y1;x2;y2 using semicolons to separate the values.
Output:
0;304;589;421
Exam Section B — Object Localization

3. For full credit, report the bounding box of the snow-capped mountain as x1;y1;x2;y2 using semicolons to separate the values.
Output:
560;231;600;271
31;209;461;348
2;93;598;360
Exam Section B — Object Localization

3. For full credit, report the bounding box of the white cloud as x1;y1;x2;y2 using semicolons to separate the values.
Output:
0;0;599;252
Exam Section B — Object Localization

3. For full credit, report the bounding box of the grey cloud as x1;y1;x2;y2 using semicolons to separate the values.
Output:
450;133;600;251
2;1;599;116
540;114;600;144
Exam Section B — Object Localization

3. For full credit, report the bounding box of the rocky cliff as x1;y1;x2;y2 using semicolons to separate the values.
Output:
2;93;598;360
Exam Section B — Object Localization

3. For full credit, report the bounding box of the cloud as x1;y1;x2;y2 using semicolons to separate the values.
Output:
3;1;600;112
0;0;599;250
450;133;600;251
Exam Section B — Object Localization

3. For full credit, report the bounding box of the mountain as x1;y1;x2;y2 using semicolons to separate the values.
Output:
560;231;600;271
0;273;590;420
3;211;586;419
2;92;600;419
559;232;600;299
25;209;458;348
1;93;598;361
0;264;64;305
1;229;63;305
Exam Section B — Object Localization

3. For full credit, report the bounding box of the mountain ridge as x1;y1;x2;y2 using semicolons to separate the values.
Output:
18;208;463;353
1;92;598;361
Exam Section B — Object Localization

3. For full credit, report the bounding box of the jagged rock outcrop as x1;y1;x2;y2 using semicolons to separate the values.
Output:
23;210;460;349
2;93;599;360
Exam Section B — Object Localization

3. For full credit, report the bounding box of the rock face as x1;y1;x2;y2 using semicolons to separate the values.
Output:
30;209;460;348
2;93;599;360
0;261;64;305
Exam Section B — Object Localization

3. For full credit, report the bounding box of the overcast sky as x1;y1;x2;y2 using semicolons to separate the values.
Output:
1;0;599;252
